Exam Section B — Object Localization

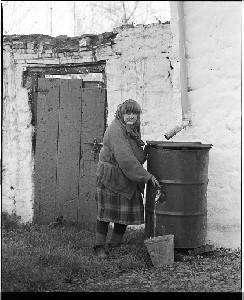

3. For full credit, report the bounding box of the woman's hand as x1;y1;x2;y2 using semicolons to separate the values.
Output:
150;175;160;188
143;153;148;163
143;145;149;163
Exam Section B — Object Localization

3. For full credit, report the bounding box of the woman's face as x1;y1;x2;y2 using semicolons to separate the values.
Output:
123;112;138;125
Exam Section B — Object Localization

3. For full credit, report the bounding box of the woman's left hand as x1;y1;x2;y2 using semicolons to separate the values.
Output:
143;154;148;163
150;175;160;188
143;145;149;163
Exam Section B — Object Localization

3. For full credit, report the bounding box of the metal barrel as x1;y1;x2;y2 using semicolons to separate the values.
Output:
145;141;212;249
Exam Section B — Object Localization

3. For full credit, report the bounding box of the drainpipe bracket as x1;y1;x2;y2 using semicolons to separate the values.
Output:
182;113;190;121
182;119;191;127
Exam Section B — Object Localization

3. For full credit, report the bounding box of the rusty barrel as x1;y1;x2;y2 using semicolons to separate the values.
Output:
145;141;212;249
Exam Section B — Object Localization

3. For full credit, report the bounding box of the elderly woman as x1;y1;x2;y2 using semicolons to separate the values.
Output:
94;99;160;258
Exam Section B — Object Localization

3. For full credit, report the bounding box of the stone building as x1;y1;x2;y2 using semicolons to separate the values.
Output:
2;1;241;249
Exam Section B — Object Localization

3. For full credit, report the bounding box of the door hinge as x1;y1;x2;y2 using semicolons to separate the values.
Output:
83;138;103;161
35;88;49;93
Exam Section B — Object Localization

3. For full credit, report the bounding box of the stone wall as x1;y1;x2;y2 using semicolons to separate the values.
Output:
169;1;241;248
2;23;173;222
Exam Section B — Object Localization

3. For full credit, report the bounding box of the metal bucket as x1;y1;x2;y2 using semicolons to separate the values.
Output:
145;141;212;249
144;235;174;267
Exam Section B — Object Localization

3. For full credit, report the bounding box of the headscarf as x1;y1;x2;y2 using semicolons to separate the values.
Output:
115;100;145;146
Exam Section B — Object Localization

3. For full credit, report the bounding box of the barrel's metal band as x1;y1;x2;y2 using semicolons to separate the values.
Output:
159;180;209;185
155;210;207;216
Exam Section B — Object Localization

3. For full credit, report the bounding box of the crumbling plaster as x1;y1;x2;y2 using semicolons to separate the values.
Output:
2;48;34;221
3;22;174;222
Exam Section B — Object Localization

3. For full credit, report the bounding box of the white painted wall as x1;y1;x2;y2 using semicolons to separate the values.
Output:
100;23;178;138
2;48;34;222
168;1;241;248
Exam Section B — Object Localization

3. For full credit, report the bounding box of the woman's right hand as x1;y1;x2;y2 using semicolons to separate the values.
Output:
150;175;160;188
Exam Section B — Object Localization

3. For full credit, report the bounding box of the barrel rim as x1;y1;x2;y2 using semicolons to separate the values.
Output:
146;141;213;150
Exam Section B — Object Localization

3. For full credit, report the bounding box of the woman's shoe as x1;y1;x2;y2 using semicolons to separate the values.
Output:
107;242;122;251
93;245;108;259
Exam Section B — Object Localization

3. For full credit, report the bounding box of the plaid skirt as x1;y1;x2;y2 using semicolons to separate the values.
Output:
95;177;144;225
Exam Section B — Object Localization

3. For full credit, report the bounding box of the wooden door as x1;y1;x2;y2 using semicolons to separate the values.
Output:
34;78;106;225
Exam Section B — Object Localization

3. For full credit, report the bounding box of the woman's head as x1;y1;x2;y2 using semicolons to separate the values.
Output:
115;99;142;125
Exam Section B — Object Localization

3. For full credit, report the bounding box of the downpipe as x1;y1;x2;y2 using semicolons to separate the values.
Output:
165;1;191;140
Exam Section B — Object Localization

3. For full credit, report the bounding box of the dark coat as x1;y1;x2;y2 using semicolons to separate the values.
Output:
97;118;152;200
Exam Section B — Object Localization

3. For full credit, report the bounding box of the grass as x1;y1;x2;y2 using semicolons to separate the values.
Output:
1;212;152;292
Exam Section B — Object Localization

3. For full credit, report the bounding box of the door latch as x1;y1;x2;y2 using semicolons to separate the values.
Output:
84;138;103;161
92;138;103;161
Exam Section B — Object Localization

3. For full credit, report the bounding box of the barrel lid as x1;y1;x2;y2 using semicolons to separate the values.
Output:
146;141;213;150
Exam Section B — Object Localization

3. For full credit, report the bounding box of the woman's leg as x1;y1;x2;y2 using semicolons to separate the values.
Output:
95;220;109;246
93;220;109;258
110;223;127;247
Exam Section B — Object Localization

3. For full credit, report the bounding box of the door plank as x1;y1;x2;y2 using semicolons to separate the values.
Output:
56;80;82;223
34;78;60;224
78;87;106;223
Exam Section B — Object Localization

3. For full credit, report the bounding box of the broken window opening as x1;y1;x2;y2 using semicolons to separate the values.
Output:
45;73;103;82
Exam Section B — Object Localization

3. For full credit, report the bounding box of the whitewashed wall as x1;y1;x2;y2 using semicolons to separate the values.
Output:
97;23;177;138
2;47;34;222
169;1;241;248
